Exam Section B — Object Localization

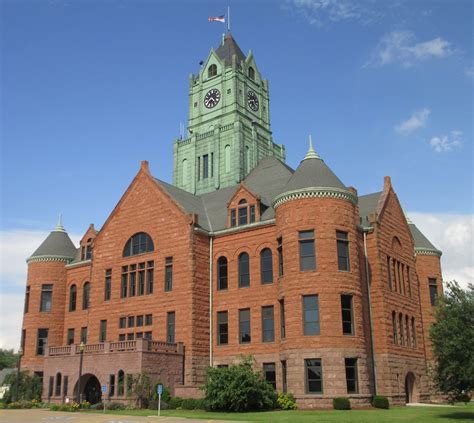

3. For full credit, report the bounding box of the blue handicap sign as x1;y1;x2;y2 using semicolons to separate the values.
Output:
157;384;163;395
101;384;107;393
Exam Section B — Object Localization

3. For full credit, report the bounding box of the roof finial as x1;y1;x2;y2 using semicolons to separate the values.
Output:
303;134;321;160
54;213;66;232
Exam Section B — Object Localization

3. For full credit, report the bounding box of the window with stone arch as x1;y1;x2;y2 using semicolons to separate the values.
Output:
117;370;125;396
224;145;231;173
208;64;217;78
248;66;255;80
182;159;188;185
217;256;228;290
260;248;273;284
238;252;250;288
123;232;154;257
391;236;402;251
69;284;77;312
55;372;61;397
82;282;90;310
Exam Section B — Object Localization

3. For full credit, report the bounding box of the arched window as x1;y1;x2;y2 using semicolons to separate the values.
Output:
69;285;77;312
55;372;61;397
392;311;397;344
123;232;154;257
117;370;125;396
182;159;188;185
208;64;217;78
238;252;250;288
217;257;228;290
224;145;231;173
248;66;255;80
260;248;273;284
238;199;247;205
82;282;90;310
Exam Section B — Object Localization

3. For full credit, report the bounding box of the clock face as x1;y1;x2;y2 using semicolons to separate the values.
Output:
204;88;221;109
247;91;259;111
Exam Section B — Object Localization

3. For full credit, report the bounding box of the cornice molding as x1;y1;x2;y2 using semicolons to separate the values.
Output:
273;187;358;209
26;255;74;264
414;247;442;257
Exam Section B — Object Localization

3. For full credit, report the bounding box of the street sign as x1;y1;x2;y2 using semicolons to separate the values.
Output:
157;384;163;395
157;384;163;416
101;384;107;393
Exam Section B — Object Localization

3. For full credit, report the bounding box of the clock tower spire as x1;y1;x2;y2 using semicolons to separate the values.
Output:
173;33;285;195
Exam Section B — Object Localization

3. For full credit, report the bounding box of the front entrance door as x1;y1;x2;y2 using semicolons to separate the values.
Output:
405;372;416;403
83;375;101;404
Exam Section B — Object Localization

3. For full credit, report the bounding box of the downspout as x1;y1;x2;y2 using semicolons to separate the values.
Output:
363;229;378;396
209;236;213;366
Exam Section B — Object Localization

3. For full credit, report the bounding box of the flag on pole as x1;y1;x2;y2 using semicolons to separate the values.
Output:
208;15;225;23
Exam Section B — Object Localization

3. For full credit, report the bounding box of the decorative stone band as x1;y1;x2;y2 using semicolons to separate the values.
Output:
414;247;442;257
273;187;358;209
26;254;74;264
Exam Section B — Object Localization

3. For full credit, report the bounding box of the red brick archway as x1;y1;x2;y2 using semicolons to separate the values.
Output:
73;373;101;404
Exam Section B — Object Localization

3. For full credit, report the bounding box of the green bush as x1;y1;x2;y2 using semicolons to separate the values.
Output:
49;404;60;411
180;398;205;410
168;396;184;409
106;402;125;410
372;395;390;409
277;393;297;410
203;356;278;411
333;397;351;410
2;371;42;403
80;400;91;409
147;399;169;410
151;381;171;403
90;402;103;410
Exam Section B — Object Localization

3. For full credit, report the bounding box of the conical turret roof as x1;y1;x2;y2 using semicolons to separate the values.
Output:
215;32;246;66
27;217;77;263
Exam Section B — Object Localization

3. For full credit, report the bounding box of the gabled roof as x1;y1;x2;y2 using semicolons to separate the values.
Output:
358;192;383;227
215;32;246;67
28;223;77;262
409;223;440;252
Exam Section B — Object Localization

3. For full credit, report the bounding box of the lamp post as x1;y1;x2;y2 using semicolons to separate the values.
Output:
76;342;85;405
13;347;23;402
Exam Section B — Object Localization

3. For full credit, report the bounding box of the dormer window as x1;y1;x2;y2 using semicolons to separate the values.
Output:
230;199;257;227
248;66;255;80
81;238;92;261
208;64;217;78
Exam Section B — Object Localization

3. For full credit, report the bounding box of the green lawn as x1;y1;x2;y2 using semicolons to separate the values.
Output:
87;404;474;422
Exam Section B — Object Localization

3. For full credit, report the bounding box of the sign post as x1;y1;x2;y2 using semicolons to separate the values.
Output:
101;384;107;413
157;384;163;417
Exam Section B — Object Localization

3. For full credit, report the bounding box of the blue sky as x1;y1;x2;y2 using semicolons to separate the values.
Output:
0;0;473;348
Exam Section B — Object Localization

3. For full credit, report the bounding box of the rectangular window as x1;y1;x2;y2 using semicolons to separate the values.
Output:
144;331;152;340
36;328;48;355
305;358;323;394
118;334;125;341
24;286;30;313
128;316;135;328
230;209;236;227
392;260;397;292
164;257;173;291
345;358;359;394
387;256;392;290
67;328;74;345
203;154;209;179
136;315;144;327
239;308;251;344
407;266;412;297
279;299;286;339
63;376;68;397
21;329;26;351
109;374;115;397
127;333;134;341
238;206;248;225
299;230;316;271
250;205;256;223
40;284;53;312
146;261;154;294
411;317;417;348
400;263;406;295
145;314;153;326
281;360;287;393
341;295;354;335
429;278;438;306
211;152;214;177
217;311;228;345
392;312;397;344
80;327;88;344
277;237;284;276
119;317;126;329
399;314;404;345
217;364;228;368
263;363;276;389
121;266;128;298
397;261;403;294
167;311;175;343
336;231;350;271
100;320;107;342
303;295;320;336
136;332;143;339
104;269;112;301
262;305;275;342
129;264;136;297
48;376;53;399
197;156;201;181
138;263;145;296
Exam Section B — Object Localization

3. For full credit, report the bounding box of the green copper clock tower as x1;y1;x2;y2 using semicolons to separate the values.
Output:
173;33;285;195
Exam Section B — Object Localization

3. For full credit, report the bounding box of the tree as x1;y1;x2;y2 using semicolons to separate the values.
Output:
0;349;18;370
2;371;42;403
203;356;277;411
127;373;152;408
430;281;474;403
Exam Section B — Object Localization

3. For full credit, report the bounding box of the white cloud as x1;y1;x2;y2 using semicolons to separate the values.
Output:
465;66;474;78
365;30;454;68
408;212;474;290
429;130;463;153
395;108;430;135
0;229;80;350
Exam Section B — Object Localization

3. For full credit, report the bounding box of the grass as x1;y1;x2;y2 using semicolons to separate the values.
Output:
86;403;474;422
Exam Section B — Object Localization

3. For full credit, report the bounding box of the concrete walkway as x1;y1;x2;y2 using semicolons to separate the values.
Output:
0;409;241;423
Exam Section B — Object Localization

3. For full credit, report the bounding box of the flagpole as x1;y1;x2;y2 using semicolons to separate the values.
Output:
227;6;230;32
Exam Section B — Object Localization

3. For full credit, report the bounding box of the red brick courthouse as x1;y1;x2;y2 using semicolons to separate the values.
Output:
20;33;443;408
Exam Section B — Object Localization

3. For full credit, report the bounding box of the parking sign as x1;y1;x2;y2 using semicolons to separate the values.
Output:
101;384;107;394
157;384;163;395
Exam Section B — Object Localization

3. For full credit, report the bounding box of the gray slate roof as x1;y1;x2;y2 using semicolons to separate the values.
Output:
358;192;382;227
282;156;346;193
409;223;440;251
29;229;77;260
216;32;246;67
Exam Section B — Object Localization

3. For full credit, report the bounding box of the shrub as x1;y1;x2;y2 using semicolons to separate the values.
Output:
81;400;91;409
180;398;205;410
168;396;184;409
277;393;297;410
147;399;169;410
333;397;351;410
2;372;42;403
151;381;171;403
90;402;103;410
372;395;389;409
106;402;125;410
203;356;278;411
49;404;60;411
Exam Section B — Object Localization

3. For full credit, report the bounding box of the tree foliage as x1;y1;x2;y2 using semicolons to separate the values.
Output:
1;372;42;403
203;356;277;412
126;373;152;408
0;349;18;371
430;281;474;403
